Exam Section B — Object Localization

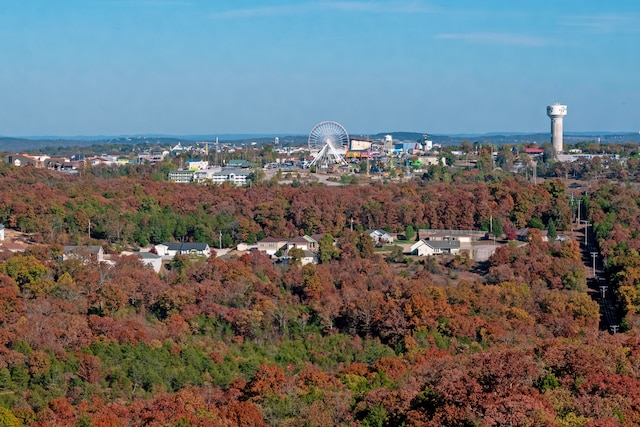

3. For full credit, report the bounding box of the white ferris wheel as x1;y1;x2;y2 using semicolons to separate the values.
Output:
307;121;349;167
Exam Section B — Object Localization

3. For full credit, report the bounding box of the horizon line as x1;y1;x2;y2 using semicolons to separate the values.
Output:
3;130;639;141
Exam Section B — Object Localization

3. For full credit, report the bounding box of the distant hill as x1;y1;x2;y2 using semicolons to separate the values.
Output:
363;132;640;146
1;131;639;153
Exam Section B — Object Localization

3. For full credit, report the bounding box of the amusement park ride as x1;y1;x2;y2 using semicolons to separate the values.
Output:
307;121;350;168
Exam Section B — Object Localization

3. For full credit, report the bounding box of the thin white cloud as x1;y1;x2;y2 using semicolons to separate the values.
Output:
561;14;640;34
210;1;435;19
210;4;309;19
317;1;435;13
437;32;547;47
106;0;194;7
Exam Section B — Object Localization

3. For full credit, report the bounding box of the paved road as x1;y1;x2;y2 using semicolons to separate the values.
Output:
577;222;620;333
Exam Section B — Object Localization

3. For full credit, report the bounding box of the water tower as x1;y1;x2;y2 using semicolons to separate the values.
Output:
547;103;567;154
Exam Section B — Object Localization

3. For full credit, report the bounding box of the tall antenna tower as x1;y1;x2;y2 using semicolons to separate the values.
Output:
215;136;219;166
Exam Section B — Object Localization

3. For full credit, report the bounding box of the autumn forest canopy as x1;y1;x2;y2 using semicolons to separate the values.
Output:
1;161;640;426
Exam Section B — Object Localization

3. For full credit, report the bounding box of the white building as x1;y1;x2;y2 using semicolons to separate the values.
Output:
410;239;461;256
168;170;195;183
137;252;163;273
366;229;394;245
157;242;212;258
193;166;222;182
187;159;210;170
209;168;251;185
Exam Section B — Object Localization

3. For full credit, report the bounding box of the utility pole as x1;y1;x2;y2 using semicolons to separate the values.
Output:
600;285;608;299
88;220;91;238
576;199;581;226
219;230;222;250
584;221;589;246
570;193;574;232
350;217;354;231
591;252;598;276
611;325;619;334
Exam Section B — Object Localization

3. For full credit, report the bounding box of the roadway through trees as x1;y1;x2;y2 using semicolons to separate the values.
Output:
578;220;620;333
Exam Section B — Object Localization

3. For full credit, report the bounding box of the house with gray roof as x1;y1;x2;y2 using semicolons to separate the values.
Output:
63;245;105;263
137;251;163;273
410;239;461;256
256;235;322;263
366;229;394;245
159;242;211;258
226;159;252;168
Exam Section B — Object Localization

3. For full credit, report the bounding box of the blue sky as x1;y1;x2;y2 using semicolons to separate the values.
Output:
1;1;639;136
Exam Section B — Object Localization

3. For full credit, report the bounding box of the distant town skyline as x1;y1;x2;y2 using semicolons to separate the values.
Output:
1;1;639;137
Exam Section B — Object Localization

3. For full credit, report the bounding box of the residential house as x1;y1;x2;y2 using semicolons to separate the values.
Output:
43;157;70;170
257;235;322;263
286;235;320;252
163;242;183;257
160;242;211;258
418;229;486;243
88;156;120;166
137;151;168;164
366;229;394;245
516;228;549;242
257;237;289;256
63;246;105;263
524;147;544;156
5;154;44;167
154;243;169;257
410;239;461;256
0;241;26;254
136;252;163;273
180;242;211;257
301;250;319;266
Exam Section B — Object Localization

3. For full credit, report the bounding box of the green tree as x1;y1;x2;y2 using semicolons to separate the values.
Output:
529;218;544;230
1;255;51;297
171;254;190;275
248;168;265;185
318;233;339;264
405;225;416;241
386;246;405;263
287;247;305;266
357;232;375;259
492;217;503;238
0;407;22;427
547;218;557;240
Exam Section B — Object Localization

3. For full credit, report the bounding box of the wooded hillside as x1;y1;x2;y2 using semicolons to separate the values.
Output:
0;164;637;426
